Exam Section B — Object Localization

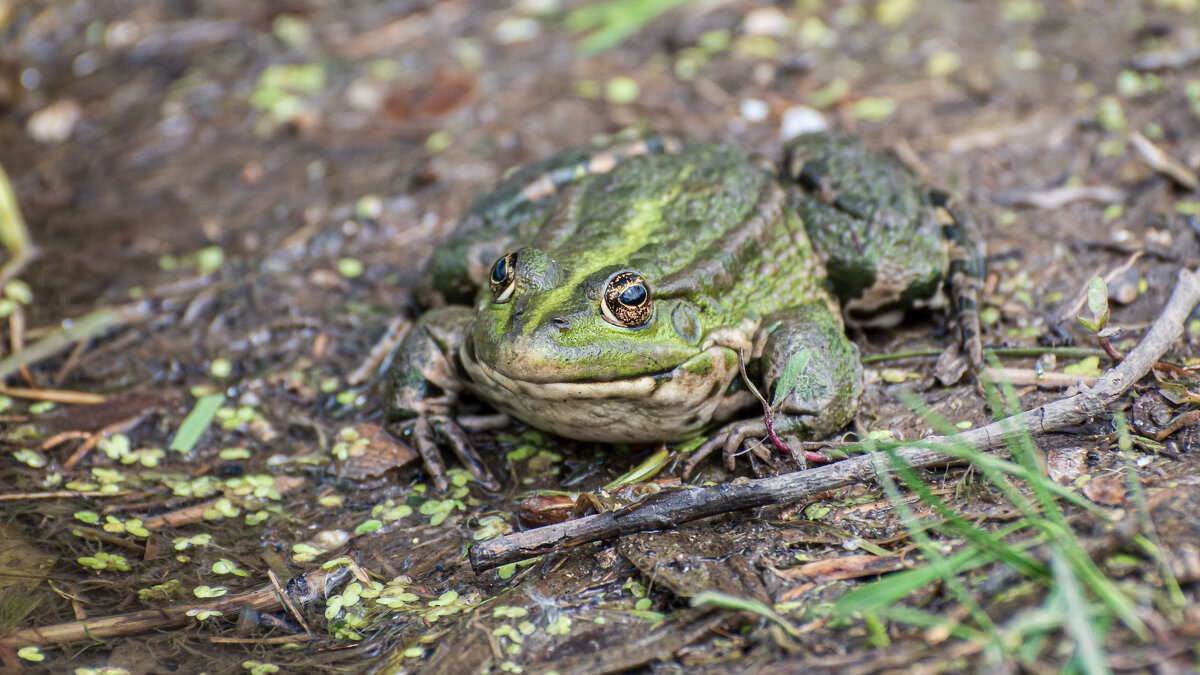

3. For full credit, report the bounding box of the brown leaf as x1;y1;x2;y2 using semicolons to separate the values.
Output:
1082;475;1125;506
773;552;912;581
333;423;418;481
384;68;476;122
517;493;575;528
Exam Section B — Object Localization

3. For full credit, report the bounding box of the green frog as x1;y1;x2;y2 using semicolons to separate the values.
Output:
387;132;983;490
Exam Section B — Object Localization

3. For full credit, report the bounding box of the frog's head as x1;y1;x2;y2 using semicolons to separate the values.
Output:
461;246;746;442
468;247;710;384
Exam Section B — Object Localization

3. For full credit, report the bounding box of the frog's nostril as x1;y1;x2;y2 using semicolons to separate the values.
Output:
551;317;569;330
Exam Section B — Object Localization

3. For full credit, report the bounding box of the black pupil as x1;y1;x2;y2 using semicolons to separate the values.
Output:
492;257;508;283
619;283;646;306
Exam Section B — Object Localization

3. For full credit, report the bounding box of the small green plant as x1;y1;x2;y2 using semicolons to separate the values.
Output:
834;366;1156;671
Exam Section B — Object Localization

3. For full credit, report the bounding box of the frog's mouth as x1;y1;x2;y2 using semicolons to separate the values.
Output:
458;339;742;443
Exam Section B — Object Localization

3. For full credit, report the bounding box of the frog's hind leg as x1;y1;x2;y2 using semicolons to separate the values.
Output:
782;133;984;366
932;191;985;366
683;303;863;476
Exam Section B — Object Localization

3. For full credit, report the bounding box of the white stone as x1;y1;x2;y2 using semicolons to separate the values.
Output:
780;105;828;141
26;99;82;144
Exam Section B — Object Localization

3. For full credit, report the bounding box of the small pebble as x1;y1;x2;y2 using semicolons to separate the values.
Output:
740;98;769;122
345;77;386;112
26;99;82;143
496;17;539;44
780;105;827;140
742;7;792;36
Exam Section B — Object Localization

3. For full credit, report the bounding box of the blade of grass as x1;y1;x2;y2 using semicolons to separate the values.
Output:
169;393;225;453
1051;545;1113;675
1115;411;1185;612
875;435;1107;518
690;590;800;638
876;605;989;644
603;445;670;490
566;0;694;55
985;370;1147;639
884;446;1049;583
835;522;1041;614
869;448;1000;643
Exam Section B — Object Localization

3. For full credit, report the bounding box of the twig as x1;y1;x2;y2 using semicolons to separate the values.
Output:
209;634;316;644
0;386;105;405
0;304;151;381
1129;46;1200;71
0;490;130;502
0;566;351;647
469;266;1200;572
62;412;154;472
1155;410;1200;442
347;317;409;386
980;367;1098;389
990;184;1126;210
268;568;313;636
1129;131;1199;190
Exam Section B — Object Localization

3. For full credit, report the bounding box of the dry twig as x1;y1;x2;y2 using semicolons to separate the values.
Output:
0;567;350;647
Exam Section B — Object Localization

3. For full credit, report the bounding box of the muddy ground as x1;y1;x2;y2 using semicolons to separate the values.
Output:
2;1;1200;673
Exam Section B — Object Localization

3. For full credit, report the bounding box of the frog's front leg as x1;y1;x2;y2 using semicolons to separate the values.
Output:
388;305;500;491
684;304;863;476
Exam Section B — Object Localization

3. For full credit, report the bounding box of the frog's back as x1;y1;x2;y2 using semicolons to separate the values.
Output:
423;137;833;327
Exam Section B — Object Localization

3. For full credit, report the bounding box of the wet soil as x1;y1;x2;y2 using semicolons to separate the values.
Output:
2;1;1200;673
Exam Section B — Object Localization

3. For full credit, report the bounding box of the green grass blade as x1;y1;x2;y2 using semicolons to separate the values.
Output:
877;606;988;644
169;393;226;453
1051;545;1113;675
690;590;800;638
884;447;1049;583
870;449;999;639
835;523;1040;614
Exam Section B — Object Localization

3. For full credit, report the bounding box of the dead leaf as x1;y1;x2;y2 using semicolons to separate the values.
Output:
1083;475;1125;506
333;423;418;481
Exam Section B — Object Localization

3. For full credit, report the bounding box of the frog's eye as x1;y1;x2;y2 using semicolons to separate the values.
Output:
489;252;518;303
601;271;652;328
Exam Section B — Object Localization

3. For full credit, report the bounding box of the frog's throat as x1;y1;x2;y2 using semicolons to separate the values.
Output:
459;342;743;443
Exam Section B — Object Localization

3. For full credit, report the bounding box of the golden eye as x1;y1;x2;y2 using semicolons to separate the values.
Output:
489;252;518;303
601;271;652;327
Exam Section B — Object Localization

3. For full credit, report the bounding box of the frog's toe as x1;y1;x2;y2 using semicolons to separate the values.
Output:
682;435;721;477
396;417;500;492
406;417;451;491
435;416;501;491
681;420;773;477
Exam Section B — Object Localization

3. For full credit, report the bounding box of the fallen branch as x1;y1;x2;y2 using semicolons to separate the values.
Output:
0;566;349;648
470;266;1200;572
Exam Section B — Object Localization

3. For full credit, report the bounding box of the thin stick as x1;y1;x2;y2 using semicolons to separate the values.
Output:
347;317;408;386
268;568;313;636
0;386;105;405
0;490;130;502
470;266;1200;572
0;304;150;381
0;567;351;648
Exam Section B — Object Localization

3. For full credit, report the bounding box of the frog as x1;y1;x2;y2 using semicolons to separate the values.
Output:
386;132;983;491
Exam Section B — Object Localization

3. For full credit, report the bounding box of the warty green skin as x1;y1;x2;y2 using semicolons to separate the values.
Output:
389;133;968;488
